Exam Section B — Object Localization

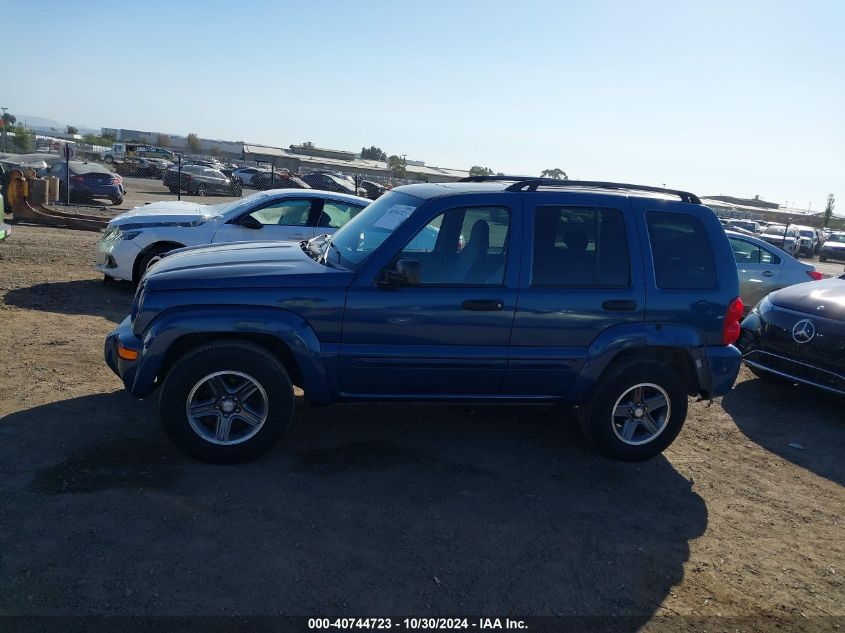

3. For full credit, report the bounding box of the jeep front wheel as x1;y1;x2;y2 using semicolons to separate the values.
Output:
159;340;294;463
578;360;687;461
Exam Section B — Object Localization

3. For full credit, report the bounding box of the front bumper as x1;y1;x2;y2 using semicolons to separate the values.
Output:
739;309;845;396
821;248;845;262
743;349;845;395
104;316;149;396
95;236;141;281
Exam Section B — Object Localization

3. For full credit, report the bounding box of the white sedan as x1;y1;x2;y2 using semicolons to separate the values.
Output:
95;189;370;282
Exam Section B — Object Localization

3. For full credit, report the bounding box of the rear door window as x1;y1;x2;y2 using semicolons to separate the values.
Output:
318;200;366;228
646;211;716;289
532;206;630;287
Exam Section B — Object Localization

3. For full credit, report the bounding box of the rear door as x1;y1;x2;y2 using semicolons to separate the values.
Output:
505;193;644;397
728;235;782;308
212;196;320;243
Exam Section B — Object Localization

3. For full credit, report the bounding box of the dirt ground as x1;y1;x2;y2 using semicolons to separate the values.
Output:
0;224;842;630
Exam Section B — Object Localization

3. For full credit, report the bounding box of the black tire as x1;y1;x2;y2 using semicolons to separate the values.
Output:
110;195;123;206
159;340;294;463
194;184;206;196
820;255;827;262
577;359;688;461
168;186;179;194
135;243;177;282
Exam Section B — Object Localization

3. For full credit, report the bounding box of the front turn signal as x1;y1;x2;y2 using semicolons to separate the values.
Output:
117;345;139;361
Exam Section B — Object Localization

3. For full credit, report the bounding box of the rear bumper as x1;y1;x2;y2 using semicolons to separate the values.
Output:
702;345;742;396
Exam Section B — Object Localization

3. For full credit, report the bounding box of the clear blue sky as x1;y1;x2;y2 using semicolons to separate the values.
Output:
7;0;843;209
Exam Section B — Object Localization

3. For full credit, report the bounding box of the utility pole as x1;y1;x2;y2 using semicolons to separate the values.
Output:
1;106;7;154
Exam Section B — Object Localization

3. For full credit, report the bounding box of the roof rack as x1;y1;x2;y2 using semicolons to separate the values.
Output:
456;175;701;204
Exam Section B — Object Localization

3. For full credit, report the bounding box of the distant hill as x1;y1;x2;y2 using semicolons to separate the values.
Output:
15;114;100;136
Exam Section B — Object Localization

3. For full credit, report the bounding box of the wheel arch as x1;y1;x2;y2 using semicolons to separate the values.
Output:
130;306;333;405
570;323;712;401
132;241;185;282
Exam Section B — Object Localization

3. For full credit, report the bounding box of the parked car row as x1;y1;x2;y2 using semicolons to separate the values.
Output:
720;217;831;258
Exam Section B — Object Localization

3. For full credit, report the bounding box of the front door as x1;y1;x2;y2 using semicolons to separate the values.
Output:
505;194;645;398
212;197;319;243
339;202;520;397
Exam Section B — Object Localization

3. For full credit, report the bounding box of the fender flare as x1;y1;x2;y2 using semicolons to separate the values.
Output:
131;305;333;404
568;322;710;400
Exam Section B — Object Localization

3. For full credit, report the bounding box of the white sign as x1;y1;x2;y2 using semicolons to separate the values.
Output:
373;204;416;230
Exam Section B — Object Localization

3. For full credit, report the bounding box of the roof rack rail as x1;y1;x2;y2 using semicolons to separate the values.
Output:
458;175;535;183
457;175;701;204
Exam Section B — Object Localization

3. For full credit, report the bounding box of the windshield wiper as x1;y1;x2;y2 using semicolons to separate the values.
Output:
320;235;345;268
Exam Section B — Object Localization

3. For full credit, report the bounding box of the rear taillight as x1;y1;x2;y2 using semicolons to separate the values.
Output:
71;175;84;183
806;270;823;281
184;175;192;181
722;296;744;345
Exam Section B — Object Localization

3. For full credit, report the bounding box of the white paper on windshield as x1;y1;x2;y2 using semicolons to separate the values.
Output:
373;204;416;230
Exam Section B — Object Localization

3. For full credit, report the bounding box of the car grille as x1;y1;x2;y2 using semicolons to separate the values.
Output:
744;350;845;395
758;306;845;373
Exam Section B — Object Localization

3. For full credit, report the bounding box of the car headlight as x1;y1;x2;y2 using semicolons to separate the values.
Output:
104;228;143;241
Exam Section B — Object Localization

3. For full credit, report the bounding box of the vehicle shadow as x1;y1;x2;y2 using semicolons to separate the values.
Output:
3;278;133;322
721;377;845;487
0;392;707;620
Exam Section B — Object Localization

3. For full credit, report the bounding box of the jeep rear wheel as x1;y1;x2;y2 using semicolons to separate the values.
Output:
159;340;294;463
578;360;687;461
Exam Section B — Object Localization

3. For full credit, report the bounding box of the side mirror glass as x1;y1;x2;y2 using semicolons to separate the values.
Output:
380;258;421;287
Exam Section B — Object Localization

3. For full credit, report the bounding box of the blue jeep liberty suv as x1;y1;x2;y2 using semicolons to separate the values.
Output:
105;177;743;463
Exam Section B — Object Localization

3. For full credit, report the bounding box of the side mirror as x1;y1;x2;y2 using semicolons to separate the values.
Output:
238;215;263;230
381;258;421;287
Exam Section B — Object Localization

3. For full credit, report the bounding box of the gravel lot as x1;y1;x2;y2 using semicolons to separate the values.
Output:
0;224;842;630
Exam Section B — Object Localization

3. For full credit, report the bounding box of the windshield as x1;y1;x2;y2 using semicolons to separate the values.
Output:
321;190;423;270
799;230;814;237
202;191;269;217
763;226;786;235
827;234;845;243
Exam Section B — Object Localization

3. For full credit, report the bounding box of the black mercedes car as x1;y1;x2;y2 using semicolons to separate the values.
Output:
738;276;845;396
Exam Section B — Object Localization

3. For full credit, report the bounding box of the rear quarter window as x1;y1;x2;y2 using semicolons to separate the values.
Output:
646;211;716;289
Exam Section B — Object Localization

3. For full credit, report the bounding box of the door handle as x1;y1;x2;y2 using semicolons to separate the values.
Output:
762;270;774;277
462;299;504;311
602;299;637;311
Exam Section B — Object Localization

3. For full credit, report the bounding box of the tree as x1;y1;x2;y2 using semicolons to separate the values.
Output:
823;193;836;228
186;133;201;154
388;154;406;178
469;166;494;177
209;145;221;158
66;125;78;135
155;133;171;148
540;168;568;179
1;112;15;127
12;125;33;152
361;146;387;161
